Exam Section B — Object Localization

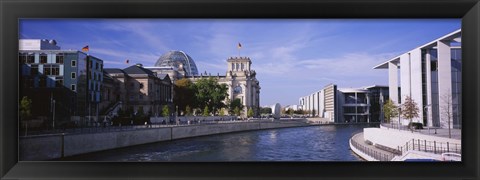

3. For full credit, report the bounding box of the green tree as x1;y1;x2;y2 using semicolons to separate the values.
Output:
294;109;304;115
20;96;32;121
203;106;210;116
234;107;241;117
162;105;170;117
383;99;399;123
228;98;244;115
219;108;225;116
260;107;272;114
174;78;195;115
185;105;192;116
193;77;228;115
401;96;420;131
247;107;254;118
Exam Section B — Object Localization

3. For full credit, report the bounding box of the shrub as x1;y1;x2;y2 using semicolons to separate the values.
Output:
408;122;423;129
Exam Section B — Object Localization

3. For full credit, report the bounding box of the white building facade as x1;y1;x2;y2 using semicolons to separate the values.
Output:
373;29;461;129
299;84;389;124
299;84;337;122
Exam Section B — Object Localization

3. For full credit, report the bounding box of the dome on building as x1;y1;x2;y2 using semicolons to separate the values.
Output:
154;50;199;76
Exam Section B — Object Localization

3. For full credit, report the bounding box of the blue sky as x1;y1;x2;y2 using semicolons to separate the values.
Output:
20;19;461;106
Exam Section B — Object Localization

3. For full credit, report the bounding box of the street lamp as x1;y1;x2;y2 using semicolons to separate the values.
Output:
397;106;401;131
423;104;431;134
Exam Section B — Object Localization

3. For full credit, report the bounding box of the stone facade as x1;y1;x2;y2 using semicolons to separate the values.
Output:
188;57;261;116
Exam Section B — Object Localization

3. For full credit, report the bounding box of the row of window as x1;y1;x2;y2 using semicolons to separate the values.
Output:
19;54;64;64
231;63;246;71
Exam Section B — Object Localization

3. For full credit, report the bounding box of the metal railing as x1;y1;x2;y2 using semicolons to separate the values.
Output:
351;138;395;161
19;119;268;137
397;138;461;155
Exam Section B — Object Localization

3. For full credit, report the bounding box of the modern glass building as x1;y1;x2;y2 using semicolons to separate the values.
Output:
299;84;388;123
373;29;461;129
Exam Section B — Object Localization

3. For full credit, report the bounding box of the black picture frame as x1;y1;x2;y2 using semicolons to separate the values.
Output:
1;0;479;179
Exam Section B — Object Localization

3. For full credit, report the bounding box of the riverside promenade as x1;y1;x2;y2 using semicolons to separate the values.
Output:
350;124;461;161
20;119;311;161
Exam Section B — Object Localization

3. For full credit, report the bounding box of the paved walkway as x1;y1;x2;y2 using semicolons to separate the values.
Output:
381;123;461;140
351;132;396;161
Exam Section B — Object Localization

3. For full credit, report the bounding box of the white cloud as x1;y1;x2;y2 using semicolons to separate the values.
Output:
91;48;160;67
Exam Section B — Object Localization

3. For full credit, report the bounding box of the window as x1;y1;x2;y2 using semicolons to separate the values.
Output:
40;54;47;64
231;63;234;70
96;62;99;70
71;84;76;91
56;54;64;64
30;65;38;76
241;63;244;71
234;85;242;94
71;60;76;67
27;54;35;63
71;72;76;79
88;60;92;69
431;61;438;71
43;65;51;75
51;65;60;76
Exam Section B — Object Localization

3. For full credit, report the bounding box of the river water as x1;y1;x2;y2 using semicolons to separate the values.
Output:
63;124;375;161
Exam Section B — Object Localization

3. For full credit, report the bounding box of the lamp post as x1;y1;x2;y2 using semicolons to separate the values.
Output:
424;104;431;134
397;106;401;131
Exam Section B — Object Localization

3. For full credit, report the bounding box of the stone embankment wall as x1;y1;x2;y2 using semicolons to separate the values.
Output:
20;120;308;161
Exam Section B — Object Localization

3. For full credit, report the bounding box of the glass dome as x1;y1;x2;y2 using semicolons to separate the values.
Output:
154;51;199;76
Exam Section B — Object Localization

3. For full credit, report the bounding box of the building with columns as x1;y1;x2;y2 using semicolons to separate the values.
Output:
188;57;261;116
373;29;461;129
147;51;261;117
299;84;389;123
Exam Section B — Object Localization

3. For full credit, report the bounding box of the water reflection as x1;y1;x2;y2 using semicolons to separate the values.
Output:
63;125;370;161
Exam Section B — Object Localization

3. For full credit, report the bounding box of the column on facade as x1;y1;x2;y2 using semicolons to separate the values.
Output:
437;40;453;129
388;61;399;104
425;49;433;127
399;53;411;125
410;48;423;124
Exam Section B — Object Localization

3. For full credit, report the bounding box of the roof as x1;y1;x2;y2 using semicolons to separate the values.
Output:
373;29;461;69
104;68;125;74
338;88;369;93
362;85;389;89
157;74;171;81
123;65;156;77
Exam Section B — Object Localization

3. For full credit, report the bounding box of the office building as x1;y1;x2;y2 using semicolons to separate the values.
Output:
19;39;103;126
373;29;461;129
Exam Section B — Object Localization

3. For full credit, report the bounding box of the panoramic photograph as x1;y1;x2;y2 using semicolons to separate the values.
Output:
18;19;461;162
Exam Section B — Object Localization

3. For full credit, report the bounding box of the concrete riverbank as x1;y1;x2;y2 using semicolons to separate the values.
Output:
20;119;309;161
350;126;462;161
